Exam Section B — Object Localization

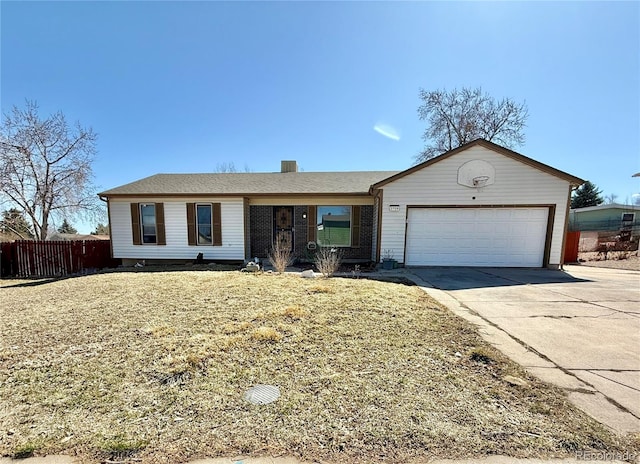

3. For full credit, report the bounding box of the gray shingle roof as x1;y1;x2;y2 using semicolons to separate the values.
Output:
99;171;400;197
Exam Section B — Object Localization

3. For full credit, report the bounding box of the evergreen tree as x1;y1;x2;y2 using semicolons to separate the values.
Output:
0;208;34;239
57;219;78;234
571;181;603;209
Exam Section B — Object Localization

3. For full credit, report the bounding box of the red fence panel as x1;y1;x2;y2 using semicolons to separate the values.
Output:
564;231;580;263
0;242;16;277
0;240;116;278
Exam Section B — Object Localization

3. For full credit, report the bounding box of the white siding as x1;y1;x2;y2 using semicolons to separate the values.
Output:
379;146;571;266
110;198;245;260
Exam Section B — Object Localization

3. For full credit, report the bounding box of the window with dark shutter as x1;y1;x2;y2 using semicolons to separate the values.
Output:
132;202;165;245
196;204;213;245
187;203;221;246
140;204;157;243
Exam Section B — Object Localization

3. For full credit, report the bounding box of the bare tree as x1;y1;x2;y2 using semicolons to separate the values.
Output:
214;162;252;173
604;193;618;204
417;87;529;162
0;101;99;239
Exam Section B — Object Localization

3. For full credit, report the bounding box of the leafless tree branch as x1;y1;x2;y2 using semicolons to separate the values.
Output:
0;100;99;239
416;87;529;163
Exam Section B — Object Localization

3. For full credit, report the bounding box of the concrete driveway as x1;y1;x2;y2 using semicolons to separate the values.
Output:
407;265;640;434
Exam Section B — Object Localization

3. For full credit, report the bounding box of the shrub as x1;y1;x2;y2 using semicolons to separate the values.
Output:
314;247;342;278
268;240;293;273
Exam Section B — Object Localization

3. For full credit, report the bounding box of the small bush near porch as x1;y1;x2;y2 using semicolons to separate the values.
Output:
0;272;635;463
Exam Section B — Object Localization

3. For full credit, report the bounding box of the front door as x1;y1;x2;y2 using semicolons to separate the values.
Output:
274;206;294;251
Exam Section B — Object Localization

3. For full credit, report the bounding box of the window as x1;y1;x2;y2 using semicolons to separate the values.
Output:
140;203;157;244
197;204;212;245
186;202;222;246
316;206;351;247
131;203;165;245
622;213;635;222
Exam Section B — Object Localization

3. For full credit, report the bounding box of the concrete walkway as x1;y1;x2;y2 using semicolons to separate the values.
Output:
403;265;640;434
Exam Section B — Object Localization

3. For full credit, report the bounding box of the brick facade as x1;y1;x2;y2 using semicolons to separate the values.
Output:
248;205;374;262
248;206;273;260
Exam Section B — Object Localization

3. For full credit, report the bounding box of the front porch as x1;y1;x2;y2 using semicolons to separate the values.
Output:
247;205;375;262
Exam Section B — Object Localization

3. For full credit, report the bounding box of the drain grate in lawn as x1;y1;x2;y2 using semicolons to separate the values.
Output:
244;384;281;405
0;271;637;463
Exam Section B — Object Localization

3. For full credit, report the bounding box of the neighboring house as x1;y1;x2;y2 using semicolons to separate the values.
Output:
98;139;584;268
46;233;110;241
569;204;640;233
317;213;351;247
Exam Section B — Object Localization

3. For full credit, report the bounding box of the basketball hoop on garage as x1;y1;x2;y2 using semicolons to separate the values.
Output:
458;160;495;190
472;175;490;190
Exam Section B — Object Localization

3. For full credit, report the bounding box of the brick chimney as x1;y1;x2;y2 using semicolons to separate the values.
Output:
281;160;298;173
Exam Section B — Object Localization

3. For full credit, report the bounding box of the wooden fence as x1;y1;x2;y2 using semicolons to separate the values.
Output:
563;231;580;263
0;240;118;278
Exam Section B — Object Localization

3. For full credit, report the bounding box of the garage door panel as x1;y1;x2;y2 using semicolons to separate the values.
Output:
406;207;548;267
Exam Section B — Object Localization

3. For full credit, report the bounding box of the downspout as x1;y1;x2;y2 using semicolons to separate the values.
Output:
374;189;384;264
99;195;114;260
243;197;251;261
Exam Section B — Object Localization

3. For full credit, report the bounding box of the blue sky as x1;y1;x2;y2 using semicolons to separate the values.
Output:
2;1;638;233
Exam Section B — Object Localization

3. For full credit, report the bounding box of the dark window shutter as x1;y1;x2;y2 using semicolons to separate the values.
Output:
351;205;361;248
156;203;166;245
212;202;222;246
307;205;316;242
186;203;196;246
130;203;141;245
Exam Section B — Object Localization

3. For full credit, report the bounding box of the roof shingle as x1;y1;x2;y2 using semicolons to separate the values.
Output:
98;171;399;197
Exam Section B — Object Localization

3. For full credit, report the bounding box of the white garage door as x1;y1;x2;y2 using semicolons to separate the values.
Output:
405;207;548;267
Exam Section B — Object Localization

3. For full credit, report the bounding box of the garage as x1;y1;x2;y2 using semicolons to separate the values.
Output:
372;140;584;268
405;207;549;267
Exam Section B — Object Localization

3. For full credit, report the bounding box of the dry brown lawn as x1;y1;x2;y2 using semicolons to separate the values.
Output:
0;270;637;463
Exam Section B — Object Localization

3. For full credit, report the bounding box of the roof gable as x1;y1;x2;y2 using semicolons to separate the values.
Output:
371;139;584;190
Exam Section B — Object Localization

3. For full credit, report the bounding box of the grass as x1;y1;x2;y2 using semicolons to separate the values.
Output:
11;441;39;459
99;435;148;462
0;270;637;463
